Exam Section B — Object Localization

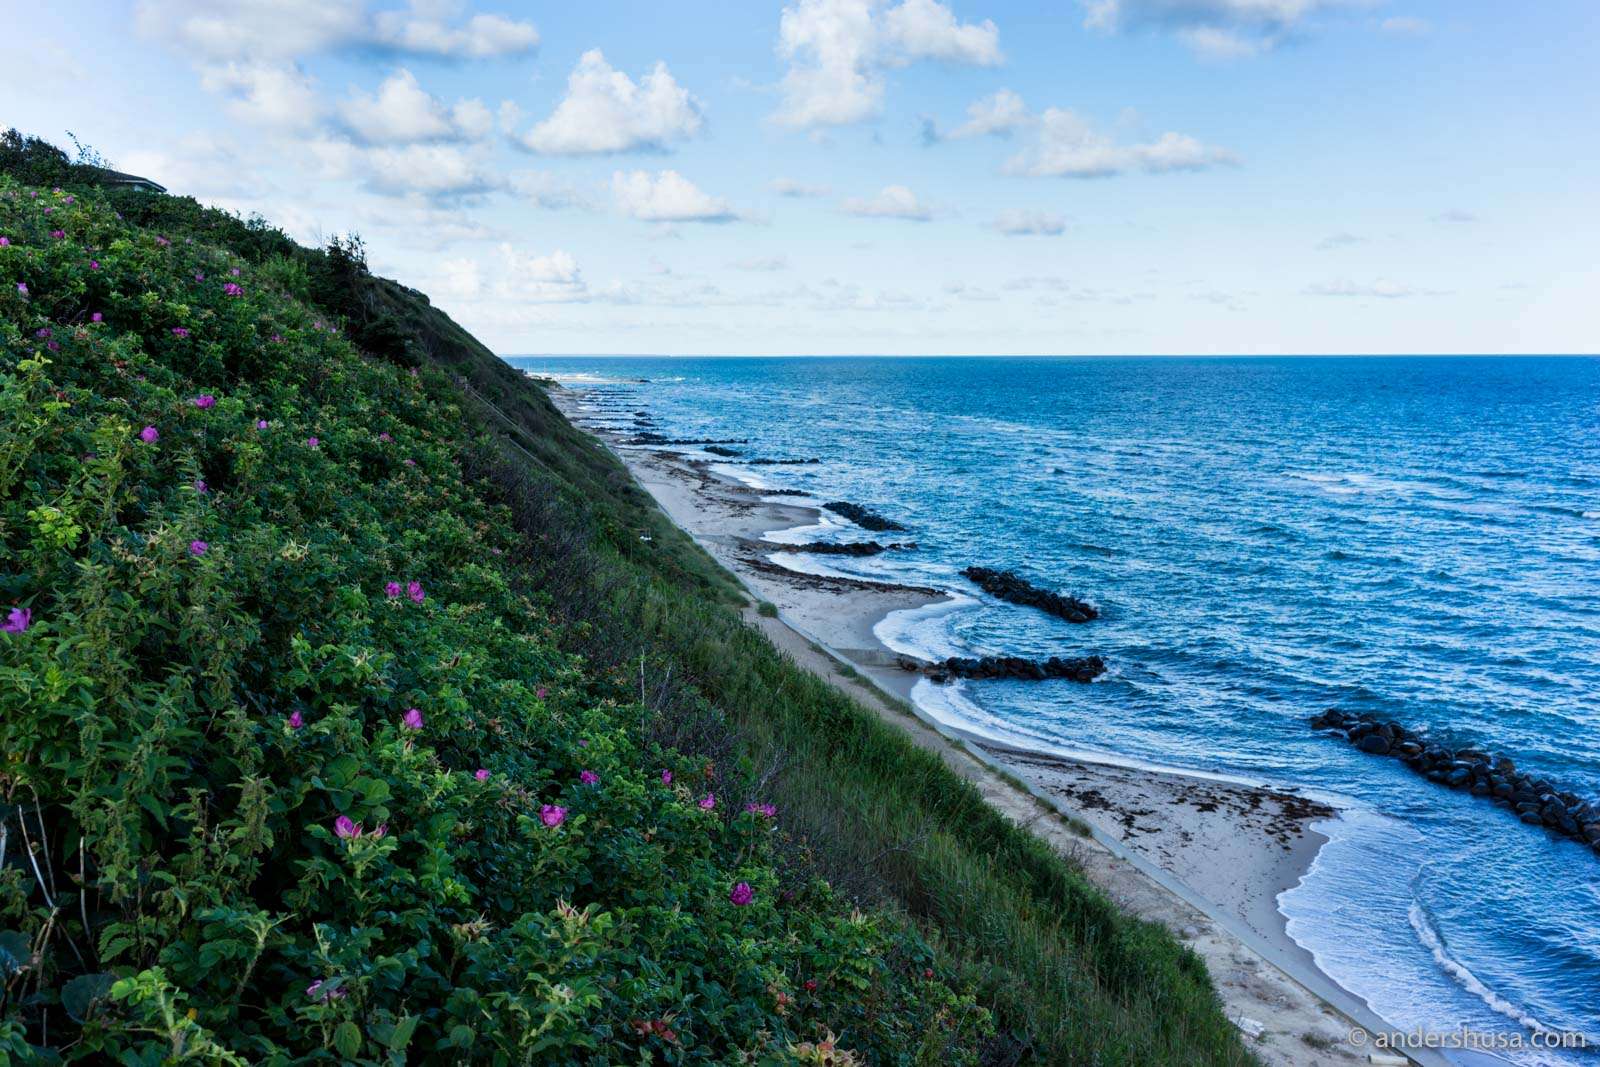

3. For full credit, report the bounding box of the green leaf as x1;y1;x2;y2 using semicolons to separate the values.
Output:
62;972;117;1022
333;1021;362;1059
386;1014;418;1051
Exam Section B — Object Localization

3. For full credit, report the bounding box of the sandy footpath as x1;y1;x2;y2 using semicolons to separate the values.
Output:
550;385;1443;1067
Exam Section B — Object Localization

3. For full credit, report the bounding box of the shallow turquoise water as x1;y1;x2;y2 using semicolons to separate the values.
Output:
511;355;1600;1062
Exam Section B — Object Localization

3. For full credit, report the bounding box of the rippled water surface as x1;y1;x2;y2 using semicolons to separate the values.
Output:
511;355;1600;1062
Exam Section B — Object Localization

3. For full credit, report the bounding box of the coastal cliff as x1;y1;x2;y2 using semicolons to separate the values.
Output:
0;134;1250;1064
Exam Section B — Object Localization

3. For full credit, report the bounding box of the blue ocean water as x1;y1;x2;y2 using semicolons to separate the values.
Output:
511;355;1600;1062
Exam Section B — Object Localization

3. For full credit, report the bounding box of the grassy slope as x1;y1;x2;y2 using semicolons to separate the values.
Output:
0;135;1252;1065
374;246;1254;1067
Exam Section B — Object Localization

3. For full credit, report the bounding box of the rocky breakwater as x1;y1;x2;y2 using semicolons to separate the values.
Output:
1312;709;1600;854
962;567;1098;624
899;654;1106;684
628;433;750;446
770;540;917;557
823;501;907;532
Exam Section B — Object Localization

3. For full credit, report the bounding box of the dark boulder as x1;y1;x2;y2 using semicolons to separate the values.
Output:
961;567;1099;624
1308;711;1600;857
823;501;907;532
770;540;916;557
629;433;750;445
905;654;1108;684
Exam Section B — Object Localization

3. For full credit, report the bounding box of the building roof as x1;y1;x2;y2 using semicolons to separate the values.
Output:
93;168;166;193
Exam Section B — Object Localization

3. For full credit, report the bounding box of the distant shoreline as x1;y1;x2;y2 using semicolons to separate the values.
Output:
546;377;1446;1067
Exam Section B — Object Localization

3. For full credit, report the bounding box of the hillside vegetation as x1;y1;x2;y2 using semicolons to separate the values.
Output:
0;132;1250;1065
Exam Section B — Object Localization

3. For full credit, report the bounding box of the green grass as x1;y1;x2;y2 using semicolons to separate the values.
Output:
0;129;1254;1065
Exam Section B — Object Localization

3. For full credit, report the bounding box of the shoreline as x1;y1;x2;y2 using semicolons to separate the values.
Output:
549;384;1445;1067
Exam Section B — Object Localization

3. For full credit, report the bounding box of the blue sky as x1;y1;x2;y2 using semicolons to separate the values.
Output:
6;1;1597;355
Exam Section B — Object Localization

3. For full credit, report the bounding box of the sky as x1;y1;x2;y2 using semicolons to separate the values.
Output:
5;1;1598;356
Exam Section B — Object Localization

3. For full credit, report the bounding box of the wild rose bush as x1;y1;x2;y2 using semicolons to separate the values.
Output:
0;179;991;1063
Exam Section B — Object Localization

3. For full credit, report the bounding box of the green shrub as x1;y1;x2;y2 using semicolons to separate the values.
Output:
0;177;992;1064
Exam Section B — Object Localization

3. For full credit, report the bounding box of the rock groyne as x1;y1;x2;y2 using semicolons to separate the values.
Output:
962;567;1098;624
1312;708;1600;853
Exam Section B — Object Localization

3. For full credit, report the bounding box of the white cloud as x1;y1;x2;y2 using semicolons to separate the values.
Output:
993;209;1066;235
1177;25;1265;58
1006;108;1234;177
772;177;833;197
731;255;791;271
360;144;504;200
1434;209;1478;224
138;3;537;149
881;0;1003;64
507;171;594;211
841;184;933;220
134;0;367;61
371;2;540;58
340;69;493;144
943;282;1000;301
439;243;587;304
517;49;703;155
1380;15;1430;36
612;170;738;223
199;62;325;131
1305;278;1434;298
774;0;1002;129
353;200;503;249
1082;0;1363;58
946;89;1032;139
1316;231;1365;250
134;0;537;61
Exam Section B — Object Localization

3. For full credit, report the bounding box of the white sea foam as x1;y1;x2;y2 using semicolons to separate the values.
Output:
533;370;640;386
1407;902;1553;1038
1286;470;1477;501
875;593;979;662
1280;813;1588;1066
707;462;773;490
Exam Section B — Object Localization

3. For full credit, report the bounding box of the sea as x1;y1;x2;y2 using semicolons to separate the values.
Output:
507;354;1600;1064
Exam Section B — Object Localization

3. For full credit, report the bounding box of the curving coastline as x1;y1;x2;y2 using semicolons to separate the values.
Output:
549;377;1448;1067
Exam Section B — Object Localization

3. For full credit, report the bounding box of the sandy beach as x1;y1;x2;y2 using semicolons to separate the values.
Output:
550;383;1443;1067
